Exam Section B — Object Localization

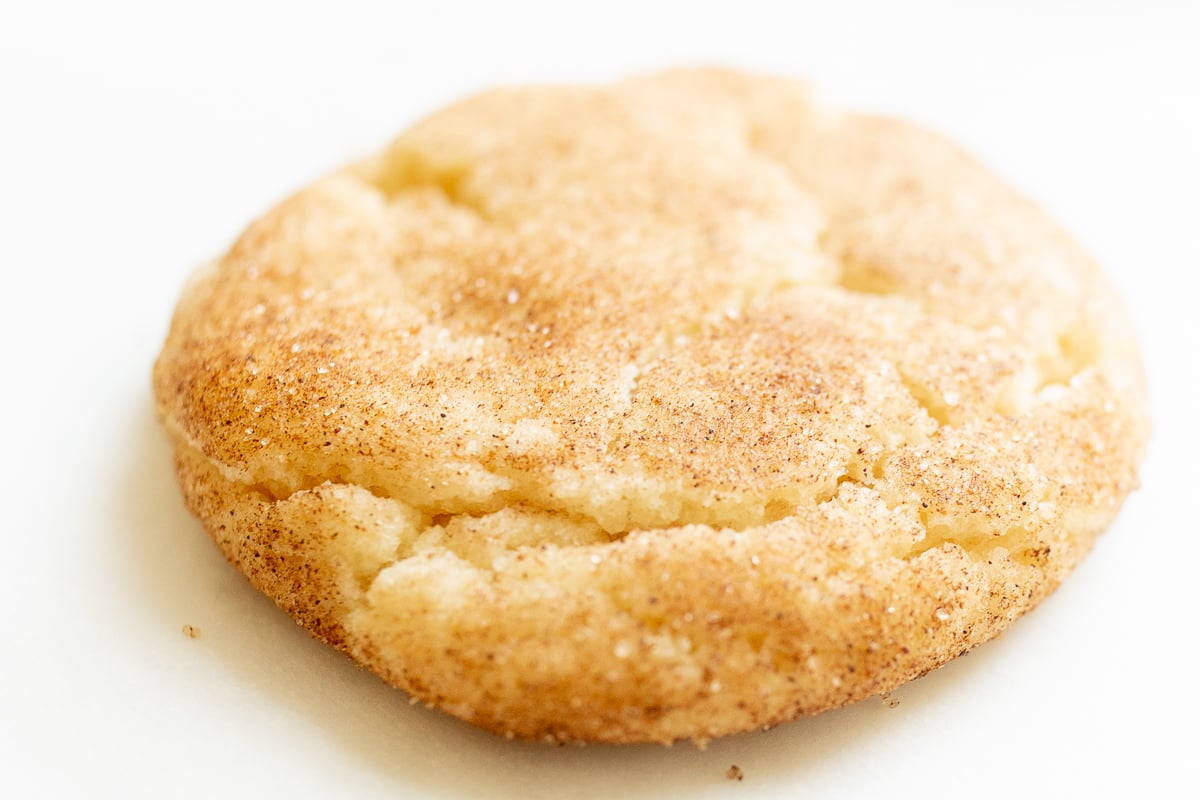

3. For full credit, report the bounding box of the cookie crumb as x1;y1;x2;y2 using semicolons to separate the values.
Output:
182;624;201;639
881;691;900;708
726;765;744;781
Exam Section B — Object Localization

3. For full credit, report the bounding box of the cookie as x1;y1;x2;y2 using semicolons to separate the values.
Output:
154;68;1148;744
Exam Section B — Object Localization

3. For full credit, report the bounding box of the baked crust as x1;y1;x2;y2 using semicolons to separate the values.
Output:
154;68;1148;743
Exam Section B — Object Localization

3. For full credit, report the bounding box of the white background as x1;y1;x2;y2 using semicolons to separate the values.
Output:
3;1;1197;797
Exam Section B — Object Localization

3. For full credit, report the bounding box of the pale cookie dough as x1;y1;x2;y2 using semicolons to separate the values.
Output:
154;69;1148;744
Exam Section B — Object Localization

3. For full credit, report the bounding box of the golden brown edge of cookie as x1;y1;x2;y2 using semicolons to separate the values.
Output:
166;426;1128;745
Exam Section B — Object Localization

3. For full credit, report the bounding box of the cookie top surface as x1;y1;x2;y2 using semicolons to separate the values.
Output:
154;68;1147;743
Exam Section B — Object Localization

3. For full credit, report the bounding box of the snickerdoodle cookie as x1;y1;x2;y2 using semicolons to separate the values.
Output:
154;69;1148;744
